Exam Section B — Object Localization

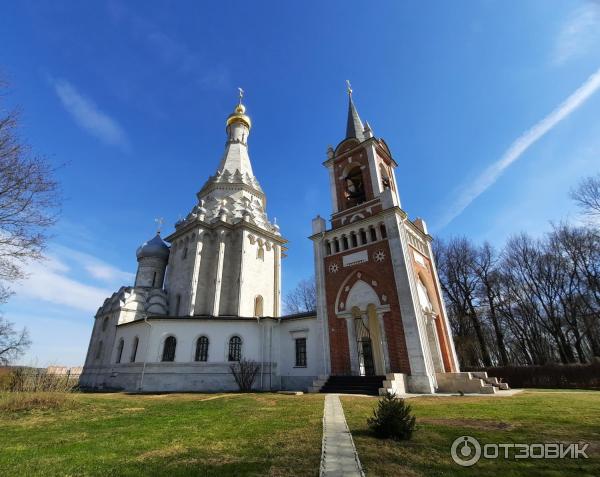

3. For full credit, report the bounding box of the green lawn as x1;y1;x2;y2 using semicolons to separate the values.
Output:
0;392;324;476
342;390;600;477
1;390;598;476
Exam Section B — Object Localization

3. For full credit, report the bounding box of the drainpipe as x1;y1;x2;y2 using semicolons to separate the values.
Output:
139;316;152;392
256;316;265;391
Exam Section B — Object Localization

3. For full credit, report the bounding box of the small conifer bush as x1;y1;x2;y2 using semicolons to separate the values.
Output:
367;392;416;440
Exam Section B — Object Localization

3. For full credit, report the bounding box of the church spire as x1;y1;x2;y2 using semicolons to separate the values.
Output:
216;88;255;178
345;80;364;142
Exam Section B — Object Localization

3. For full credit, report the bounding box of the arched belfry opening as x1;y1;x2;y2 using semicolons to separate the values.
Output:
344;166;366;207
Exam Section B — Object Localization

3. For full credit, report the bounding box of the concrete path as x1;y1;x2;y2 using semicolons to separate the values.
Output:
320;394;364;477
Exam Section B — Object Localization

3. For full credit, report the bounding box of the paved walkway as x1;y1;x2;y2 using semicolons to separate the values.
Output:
320;394;364;477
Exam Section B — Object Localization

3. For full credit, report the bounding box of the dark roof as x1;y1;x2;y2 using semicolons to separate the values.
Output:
136;234;170;260
346;96;364;142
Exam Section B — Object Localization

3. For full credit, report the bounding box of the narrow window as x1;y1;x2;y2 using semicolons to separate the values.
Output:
380;224;387;239
162;336;177;362
175;294;181;315
102;317;109;331
228;336;242;362
116;338;124;364
370;227;377;242
130;337;139;363
195;336;209;362
95;340;103;360
152;271;157;287
342;236;349;251
182;247;188;260
257;247;264;261
333;239;340;253
295;338;307;367
325;241;331;255
360;229;368;244
351;232;358;248
254;295;264;317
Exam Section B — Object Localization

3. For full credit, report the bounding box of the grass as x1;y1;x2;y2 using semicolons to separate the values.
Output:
342;390;600;477
0;392;324;476
1;389;598;476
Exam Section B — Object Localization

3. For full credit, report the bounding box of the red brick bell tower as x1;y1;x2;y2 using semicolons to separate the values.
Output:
311;83;459;393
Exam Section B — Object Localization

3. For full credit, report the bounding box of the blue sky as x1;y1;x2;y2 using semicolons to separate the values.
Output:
2;1;600;366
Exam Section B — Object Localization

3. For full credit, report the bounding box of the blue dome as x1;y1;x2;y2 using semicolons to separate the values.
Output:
136;234;170;260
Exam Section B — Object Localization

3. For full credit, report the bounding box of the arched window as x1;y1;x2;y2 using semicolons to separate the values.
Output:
182;247;188;260
325;241;331;255
333;238;340;253
130;337;139;363
102;317;109;331
228;336;242;362
351;232;358;248
152;271;157;287
344;166;366;206
254;295;264;317
342;236;349;251
95;340;103;360
360;229;368;244
380;164;391;190
380;223;387;239
195;336;209;362
257;247;264;261
115;338;124;364
370;227;377;242
162;336;177;362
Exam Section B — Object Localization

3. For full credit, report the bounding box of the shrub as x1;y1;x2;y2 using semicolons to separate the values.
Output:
7;367;78;393
0;392;71;413
367;392;416;441
229;359;260;392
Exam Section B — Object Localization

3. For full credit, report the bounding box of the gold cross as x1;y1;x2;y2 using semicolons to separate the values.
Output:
154;217;164;234
238;87;244;104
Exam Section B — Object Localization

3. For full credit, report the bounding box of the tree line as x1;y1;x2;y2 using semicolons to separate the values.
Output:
434;176;600;368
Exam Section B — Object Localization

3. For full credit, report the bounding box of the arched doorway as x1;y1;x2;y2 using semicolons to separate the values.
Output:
341;279;389;376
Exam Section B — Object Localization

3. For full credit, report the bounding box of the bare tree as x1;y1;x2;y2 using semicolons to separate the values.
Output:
0;79;60;300
284;277;316;314
571;174;600;219
0;316;30;365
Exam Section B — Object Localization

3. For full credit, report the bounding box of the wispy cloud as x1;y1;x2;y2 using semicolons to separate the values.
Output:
54;245;135;283
437;66;600;230
12;245;134;313
107;1;230;90
52;78;130;151
13;257;112;313
553;2;600;65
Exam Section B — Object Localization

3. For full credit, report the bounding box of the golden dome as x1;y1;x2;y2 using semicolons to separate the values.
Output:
226;102;251;129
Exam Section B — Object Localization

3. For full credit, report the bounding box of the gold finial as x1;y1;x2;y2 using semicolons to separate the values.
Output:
346;80;353;97
226;87;251;129
154;217;164;234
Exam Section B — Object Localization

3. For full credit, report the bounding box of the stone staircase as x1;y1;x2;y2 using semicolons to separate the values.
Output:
311;375;386;396
435;372;510;394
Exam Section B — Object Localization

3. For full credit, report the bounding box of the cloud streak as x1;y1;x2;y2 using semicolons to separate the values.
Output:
52;78;130;150
437;66;600;230
553;3;600;65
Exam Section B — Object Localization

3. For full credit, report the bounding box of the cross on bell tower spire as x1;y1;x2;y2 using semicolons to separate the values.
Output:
345;80;364;141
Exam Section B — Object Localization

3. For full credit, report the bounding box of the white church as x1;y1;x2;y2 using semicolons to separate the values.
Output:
80;88;506;395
